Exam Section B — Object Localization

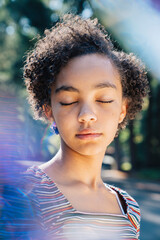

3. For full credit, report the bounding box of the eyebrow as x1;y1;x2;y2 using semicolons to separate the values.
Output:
55;82;117;94
55;86;80;94
95;82;117;89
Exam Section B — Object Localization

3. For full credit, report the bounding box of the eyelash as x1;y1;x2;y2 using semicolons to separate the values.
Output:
60;101;78;106
97;100;114;104
60;100;114;106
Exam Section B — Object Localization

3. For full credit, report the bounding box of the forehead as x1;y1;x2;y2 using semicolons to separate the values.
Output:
54;53;121;91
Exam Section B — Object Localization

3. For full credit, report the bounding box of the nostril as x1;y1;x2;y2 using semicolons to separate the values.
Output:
90;117;96;121
78;112;97;123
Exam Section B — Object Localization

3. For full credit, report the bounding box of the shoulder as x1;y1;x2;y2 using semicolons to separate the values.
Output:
23;165;64;209
22;166;60;228
23;165;57;193
24;166;73;229
108;184;141;232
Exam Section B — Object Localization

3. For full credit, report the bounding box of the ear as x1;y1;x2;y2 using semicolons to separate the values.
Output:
119;99;127;124
42;104;54;123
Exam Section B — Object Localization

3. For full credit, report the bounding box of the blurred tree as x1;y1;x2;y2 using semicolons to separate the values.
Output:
0;0;53;85
0;0;93;84
146;76;160;168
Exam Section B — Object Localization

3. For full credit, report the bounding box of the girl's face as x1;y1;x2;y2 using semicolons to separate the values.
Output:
48;54;127;157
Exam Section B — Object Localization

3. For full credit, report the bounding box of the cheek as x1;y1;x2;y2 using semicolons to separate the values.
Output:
102;106;122;131
103;114;119;130
54;109;76;135
103;103;122;119
52;104;70;121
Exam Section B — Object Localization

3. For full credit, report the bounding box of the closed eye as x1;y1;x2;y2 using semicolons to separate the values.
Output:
60;101;78;106
60;100;114;106
97;100;114;103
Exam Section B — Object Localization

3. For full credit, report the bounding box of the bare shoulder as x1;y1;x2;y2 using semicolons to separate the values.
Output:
39;159;63;185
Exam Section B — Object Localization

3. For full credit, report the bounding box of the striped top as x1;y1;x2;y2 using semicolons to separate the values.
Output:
24;166;141;240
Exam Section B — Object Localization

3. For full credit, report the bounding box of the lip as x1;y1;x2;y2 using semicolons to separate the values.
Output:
76;129;102;140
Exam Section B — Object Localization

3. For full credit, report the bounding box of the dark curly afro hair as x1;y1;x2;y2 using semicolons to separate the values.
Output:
24;13;149;135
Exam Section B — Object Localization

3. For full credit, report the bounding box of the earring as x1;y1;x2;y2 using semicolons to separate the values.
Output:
50;122;59;135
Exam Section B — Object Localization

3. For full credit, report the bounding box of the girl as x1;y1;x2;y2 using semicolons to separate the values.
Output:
23;14;149;240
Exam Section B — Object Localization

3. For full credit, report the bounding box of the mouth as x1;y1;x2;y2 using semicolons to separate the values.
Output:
76;132;102;140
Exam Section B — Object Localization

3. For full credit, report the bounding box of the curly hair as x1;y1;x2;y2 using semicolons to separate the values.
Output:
24;13;149;135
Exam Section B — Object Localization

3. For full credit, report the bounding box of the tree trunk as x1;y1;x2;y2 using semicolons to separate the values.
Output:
129;121;136;171
114;137;121;170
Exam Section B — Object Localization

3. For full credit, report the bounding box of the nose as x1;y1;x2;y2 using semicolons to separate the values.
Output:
78;104;97;123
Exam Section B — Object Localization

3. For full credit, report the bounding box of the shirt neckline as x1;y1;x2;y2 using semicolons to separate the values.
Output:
34;165;128;218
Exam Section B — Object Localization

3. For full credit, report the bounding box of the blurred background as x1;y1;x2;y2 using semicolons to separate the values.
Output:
0;0;160;239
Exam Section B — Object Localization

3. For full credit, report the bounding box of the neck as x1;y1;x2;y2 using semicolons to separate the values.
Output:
54;143;106;189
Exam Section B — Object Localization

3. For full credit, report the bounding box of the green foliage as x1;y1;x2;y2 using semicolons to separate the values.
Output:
0;0;92;85
136;169;160;181
0;0;53;85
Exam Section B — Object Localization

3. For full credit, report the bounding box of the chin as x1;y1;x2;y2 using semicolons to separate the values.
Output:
75;144;106;157
61;138;109;156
